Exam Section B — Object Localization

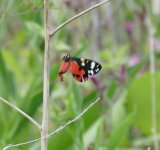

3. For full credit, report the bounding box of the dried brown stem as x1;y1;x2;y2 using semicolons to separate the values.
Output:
41;0;50;149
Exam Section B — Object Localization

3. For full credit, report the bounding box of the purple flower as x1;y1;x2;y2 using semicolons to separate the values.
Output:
124;21;133;34
129;54;140;66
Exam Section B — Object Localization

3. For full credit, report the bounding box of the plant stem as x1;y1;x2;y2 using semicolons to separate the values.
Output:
0;97;41;130
50;0;111;37
149;30;158;149
41;0;50;149
148;3;159;149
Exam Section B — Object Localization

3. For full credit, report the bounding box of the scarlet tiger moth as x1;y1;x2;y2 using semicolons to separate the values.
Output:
59;53;102;82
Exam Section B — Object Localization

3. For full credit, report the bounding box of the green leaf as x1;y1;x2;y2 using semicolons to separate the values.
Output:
1;50;23;82
107;111;135;150
0;51;16;98
25;21;44;38
83;91;97;106
48;128;74;150
8;79;43;140
93;118;105;149
71;81;81;111
107;79;117;99
127;72;160;134
111;91;127;129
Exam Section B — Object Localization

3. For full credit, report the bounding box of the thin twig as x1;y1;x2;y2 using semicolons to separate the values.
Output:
0;97;41;130
47;98;100;137
148;9;159;150
41;0;50;149
3;98;100;150
49;0;111;37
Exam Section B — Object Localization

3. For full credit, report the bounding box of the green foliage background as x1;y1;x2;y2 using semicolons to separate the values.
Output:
0;0;160;149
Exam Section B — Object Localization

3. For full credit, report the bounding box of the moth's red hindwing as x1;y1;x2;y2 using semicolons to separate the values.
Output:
59;54;70;81
69;61;88;82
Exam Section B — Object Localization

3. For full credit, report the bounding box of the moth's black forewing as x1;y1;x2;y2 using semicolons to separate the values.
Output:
70;57;102;78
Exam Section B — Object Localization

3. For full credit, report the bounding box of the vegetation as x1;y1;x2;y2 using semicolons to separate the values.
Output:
0;0;159;149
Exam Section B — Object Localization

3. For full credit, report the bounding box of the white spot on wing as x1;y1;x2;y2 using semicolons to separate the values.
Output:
90;70;94;75
95;68;99;72
91;62;95;69
81;58;84;61
81;62;85;66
